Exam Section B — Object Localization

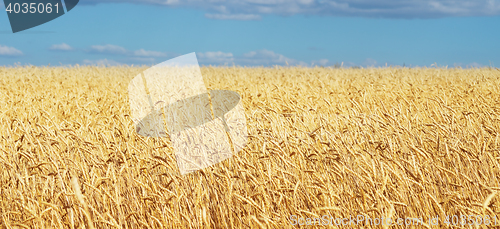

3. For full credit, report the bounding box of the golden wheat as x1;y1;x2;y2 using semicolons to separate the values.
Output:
0;66;499;228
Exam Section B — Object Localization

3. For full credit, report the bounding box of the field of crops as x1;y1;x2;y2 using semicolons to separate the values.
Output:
0;66;499;228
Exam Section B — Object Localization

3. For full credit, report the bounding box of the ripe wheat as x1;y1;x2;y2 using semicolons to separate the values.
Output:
0;66;499;228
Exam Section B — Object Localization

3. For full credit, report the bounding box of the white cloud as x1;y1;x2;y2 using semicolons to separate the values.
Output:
198;49;310;66
205;13;261;20
158;0;180;5
82;59;123;66
311;59;329;66
88;45;168;59
49;43;74;51
133;49;167;57
81;0;500;18
240;49;306;66
0;45;23;57
90;44;128;55
198;51;234;64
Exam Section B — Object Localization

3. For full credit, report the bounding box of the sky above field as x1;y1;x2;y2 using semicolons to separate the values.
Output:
0;0;499;67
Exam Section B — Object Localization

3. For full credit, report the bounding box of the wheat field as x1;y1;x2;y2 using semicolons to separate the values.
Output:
0;66;499;228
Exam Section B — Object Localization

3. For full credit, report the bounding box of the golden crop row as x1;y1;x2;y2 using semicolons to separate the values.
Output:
0;66;499;228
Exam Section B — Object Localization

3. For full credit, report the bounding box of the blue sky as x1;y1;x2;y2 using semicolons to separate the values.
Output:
0;0;499;67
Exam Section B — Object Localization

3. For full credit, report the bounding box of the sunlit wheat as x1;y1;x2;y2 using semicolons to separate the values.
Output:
0;66;499;228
